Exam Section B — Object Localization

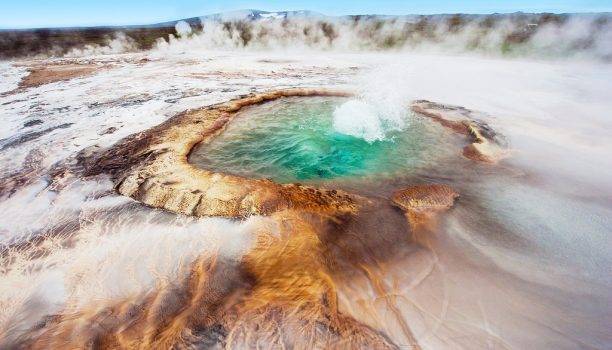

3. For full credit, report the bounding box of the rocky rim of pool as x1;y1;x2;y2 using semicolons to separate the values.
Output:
78;89;506;219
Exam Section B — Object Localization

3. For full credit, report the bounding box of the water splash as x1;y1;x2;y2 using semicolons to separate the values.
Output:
332;98;407;142
333;64;413;142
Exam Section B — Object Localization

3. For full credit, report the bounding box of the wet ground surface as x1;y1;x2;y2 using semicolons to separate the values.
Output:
0;51;611;349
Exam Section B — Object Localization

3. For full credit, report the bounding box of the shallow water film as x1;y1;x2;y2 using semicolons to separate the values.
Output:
1;13;612;350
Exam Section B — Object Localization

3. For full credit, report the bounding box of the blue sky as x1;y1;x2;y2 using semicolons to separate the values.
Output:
1;0;610;29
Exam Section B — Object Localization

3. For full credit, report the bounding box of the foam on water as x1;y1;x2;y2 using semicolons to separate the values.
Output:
333;100;385;142
332;98;407;142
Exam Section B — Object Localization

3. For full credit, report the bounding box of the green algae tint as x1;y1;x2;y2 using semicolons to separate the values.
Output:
189;96;457;185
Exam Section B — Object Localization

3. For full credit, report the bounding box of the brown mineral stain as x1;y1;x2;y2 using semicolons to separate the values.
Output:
18;63;106;89
411;101;507;163
391;184;459;243
81;89;361;219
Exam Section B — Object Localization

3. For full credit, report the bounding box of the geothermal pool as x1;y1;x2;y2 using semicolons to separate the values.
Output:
190;96;460;186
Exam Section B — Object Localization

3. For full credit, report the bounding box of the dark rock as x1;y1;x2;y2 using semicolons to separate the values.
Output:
23;119;44;128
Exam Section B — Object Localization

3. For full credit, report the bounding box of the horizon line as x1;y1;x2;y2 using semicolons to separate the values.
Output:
1;9;610;31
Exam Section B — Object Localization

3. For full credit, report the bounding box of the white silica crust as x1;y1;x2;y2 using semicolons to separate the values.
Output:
0;62;27;94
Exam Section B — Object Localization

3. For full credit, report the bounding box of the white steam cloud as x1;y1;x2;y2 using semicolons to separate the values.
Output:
174;20;193;37
65;32;137;57
151;14;612;61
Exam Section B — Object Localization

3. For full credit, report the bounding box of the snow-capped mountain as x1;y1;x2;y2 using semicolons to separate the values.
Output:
202;9;325;21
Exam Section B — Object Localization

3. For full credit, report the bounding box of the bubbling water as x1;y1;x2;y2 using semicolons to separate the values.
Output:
332;98;407;142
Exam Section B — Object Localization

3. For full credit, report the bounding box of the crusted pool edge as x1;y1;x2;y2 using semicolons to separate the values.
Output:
81;89;363;218
79;90;506;219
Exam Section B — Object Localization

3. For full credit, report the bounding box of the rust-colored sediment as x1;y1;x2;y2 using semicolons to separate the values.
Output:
391;184;459;242
17;211;404;349
18;63;105;89
224;211;404;349
411;102;507;163
83;89;362;219
391;184;459;214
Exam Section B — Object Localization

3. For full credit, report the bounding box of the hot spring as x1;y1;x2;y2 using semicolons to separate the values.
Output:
189;96;462;194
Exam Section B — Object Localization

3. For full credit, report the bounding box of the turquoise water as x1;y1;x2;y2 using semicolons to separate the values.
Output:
189;96;458;185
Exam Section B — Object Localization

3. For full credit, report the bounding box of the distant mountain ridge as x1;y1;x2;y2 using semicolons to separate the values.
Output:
147;10;324;29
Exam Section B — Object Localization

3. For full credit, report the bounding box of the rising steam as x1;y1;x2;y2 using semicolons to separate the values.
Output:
150;13;612;61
